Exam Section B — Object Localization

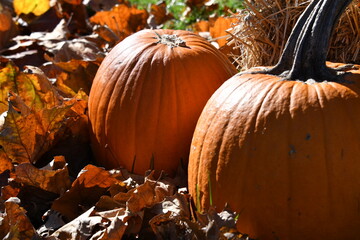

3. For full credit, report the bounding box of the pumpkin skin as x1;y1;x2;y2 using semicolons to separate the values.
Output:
88;29;237;176
188;63;360;240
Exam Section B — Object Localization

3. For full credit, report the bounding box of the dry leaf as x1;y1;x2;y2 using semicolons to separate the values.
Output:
13;0;51;16
0;149;13;174
127;178;175;213
50;207;127;240
14;156;71;195
86;0;124;12
89;4;149;40
148;1;173;28
0;5;18;50
0;98;73;164
0;62;62;113
210;16;237;47
0;197;39;239
51;165;119;221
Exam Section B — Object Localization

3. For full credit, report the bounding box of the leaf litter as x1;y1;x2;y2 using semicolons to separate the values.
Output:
0;0;252;239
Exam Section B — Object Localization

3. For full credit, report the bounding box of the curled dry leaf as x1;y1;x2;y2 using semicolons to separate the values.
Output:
51;164;119;221
14;156;71;195
0;197;39;239
50;207;127;240
89;4;149;40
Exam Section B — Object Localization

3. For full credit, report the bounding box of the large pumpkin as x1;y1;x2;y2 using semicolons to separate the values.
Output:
188;0;360;239
88;29;237;176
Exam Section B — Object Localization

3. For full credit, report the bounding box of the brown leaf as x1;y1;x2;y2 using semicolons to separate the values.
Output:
89;4;149;40
0;197;38;239
126;177;175;213
0;5;18;50
50;207;127;240
0;99;73;164
1;185;20;201
209;16;237;47
148;1;173;28
0;62;62;113
51;165;119;221
86;0;124;12
0;148;13;174
14;156;71;195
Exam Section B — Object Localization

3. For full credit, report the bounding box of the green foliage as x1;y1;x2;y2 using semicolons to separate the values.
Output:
128;0;245;30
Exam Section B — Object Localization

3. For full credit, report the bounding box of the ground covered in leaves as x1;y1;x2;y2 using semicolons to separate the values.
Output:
0;0;248;239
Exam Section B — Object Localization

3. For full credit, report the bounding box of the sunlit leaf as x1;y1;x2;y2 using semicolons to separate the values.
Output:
51;165;119;221
13;0;51;16
14;156;71;195
209;16;237;47
0;197;38;239
0;98;73;164
89;4;149;40
0;62;62;113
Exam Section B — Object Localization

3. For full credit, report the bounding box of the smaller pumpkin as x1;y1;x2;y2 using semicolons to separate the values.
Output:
88;29;237;176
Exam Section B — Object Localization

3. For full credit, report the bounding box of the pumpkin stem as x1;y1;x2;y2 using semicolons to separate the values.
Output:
255;0;353;82
154;32;187;48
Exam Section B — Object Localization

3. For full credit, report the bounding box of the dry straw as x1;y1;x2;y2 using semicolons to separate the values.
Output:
228;0;360;70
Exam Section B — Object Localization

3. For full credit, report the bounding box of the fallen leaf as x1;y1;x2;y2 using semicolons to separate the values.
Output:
0;62;62;113
209;16;237;47
50;207;127;240
148;1;173;28
51;165;119;221
0;149;13;174
86;0;124;12
0;5;18;50
0;197;39;239
89;4;149;40
13;0;51;16
14;156;71;195
0;98;73;164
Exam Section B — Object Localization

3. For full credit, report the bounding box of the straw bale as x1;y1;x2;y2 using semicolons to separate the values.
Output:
229;0;359;70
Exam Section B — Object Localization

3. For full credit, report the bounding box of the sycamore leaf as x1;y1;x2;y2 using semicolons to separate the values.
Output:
0;102;38;164
0;99;72;164
0;62;62;113
14;156;71;195
13;0;51;16
89;4;148;40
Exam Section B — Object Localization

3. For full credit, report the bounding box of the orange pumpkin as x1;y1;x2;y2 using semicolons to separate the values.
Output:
188;0;360;239
88;29;237;176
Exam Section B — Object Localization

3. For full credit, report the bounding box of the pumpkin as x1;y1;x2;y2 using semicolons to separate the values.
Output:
188;0;360;240
88;29;237;176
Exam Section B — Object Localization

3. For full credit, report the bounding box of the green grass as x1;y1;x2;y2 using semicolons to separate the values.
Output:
128;0;244;29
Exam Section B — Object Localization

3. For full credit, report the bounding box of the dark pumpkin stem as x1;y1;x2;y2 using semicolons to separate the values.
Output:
254;0;353;82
